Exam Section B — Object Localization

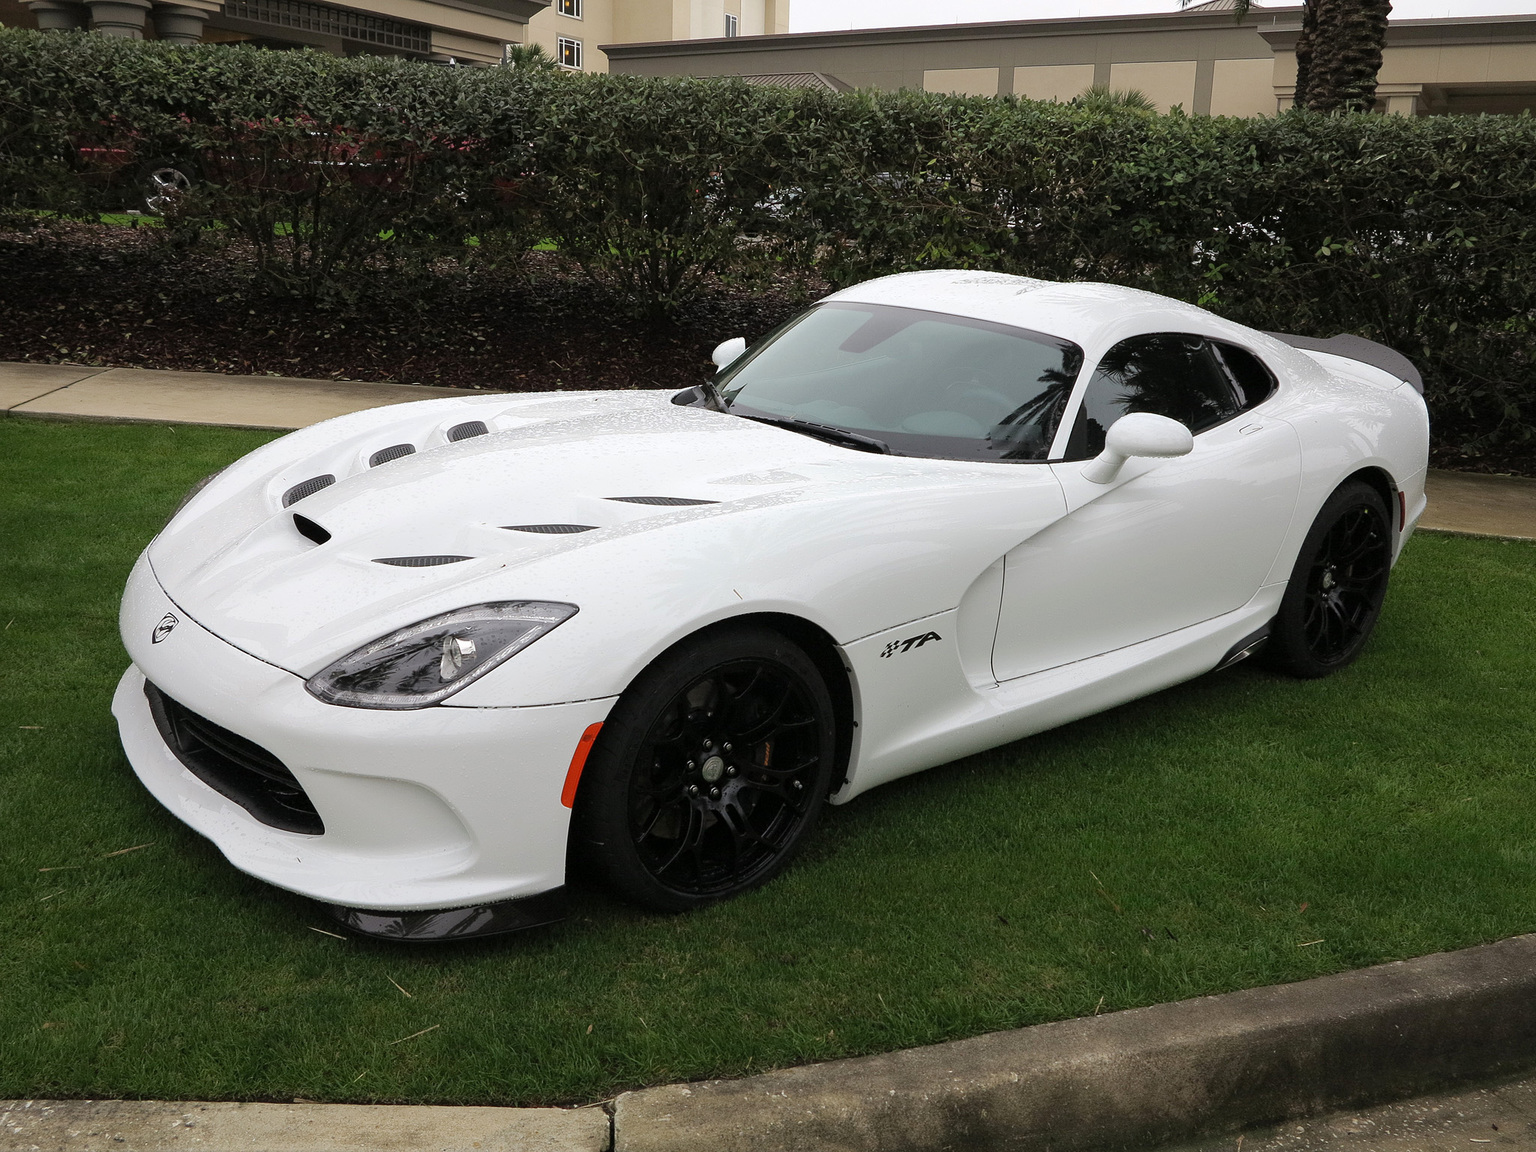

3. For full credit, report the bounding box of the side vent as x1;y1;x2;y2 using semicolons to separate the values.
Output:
282;474;335;507
369;443;416;467
293;514;331;546
373;555;474;567
447;421;489;443
606;496;719;506
501;524;598;534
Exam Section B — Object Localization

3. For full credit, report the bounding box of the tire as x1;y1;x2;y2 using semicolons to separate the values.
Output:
571;625;837;913
1263;480;1394;679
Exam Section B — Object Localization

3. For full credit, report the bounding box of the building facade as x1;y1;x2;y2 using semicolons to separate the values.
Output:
604;3;1536;117
526;0;787;74
3;0;545;62
0;0;786;69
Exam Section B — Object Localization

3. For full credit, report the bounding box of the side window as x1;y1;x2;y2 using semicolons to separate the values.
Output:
1064;334;1241;459
1210;342;1276;411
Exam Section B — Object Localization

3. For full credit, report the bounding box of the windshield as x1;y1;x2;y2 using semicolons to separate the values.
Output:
718;302;1084;462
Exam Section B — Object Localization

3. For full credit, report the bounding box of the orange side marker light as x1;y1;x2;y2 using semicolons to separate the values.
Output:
561;723;604;809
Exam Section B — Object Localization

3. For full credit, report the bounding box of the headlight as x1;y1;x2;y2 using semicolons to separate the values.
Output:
305;601;578;710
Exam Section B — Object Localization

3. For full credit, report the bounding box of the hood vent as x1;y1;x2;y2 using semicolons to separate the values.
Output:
447;420;489;443
369;443;416;467
282;474;335;507
607;496;718;506
502;524;598;534
373;555;474;567
293;514;331;545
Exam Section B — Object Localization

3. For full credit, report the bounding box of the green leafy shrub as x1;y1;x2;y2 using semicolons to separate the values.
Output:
1;27;1532;459
0;33;544;300
525;74;797;321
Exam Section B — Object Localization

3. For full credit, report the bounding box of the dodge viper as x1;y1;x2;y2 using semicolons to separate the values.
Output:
113;271;1430;940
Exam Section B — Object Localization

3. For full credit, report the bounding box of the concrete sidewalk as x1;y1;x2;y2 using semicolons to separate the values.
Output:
0;362;476;430
6;360;1533;542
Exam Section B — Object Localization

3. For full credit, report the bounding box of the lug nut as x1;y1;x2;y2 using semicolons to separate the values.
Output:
792;780;803;790
726;765;738;777
686;760;695;770
723;743;732;752
709;787;721;800
687;784;700;797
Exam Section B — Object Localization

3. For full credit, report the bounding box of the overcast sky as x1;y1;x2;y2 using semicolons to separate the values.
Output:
789;1;1536;33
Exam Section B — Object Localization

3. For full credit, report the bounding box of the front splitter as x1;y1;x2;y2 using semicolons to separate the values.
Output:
323;887;568;942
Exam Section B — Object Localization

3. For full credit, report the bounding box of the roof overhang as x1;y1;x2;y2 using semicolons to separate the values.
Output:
1260;14;1536;51
603;7;1305;60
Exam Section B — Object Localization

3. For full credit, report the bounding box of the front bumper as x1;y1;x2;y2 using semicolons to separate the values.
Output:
114;553;614;912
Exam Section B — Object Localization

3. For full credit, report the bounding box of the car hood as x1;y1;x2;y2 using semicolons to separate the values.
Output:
148;392;1003;674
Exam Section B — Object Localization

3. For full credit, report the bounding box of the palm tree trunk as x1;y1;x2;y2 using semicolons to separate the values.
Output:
1298;0;1394;113
1333;0;1393;112
1293;0;1321;109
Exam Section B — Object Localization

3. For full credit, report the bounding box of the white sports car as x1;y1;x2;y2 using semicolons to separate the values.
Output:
114;271;1429;940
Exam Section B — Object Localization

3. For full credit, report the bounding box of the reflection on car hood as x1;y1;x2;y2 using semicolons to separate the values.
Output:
147;391;979;672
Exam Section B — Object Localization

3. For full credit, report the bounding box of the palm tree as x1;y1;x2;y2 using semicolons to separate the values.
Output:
1070;85;1158;113
1180;0;1395;114
501;42;558;71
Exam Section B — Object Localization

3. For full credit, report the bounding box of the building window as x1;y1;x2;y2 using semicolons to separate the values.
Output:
556;0;581;17
557;36;582;68
224;0;430;53
724;12;738;36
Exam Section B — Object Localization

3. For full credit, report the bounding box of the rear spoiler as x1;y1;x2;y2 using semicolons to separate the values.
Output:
1266;332;1423;395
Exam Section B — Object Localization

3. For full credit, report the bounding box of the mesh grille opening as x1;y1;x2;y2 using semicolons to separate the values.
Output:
373;555;473;567
447;421;489;443
369;444;416;467
282;474;335;508
143;681;323;836
501;524;597;534
606;496;719;506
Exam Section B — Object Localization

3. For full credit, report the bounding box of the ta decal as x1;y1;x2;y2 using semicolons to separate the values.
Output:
880;631;942;659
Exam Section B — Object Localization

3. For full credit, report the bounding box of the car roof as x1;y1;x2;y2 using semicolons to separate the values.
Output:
825;270;1245;352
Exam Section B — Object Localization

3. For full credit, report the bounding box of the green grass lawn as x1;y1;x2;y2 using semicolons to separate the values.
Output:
3;417;1535;1107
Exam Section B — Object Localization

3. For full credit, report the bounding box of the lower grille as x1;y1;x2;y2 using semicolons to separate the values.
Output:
143;681;324;836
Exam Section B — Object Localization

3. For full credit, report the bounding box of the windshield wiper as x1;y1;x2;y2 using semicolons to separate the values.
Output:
738;414;892;454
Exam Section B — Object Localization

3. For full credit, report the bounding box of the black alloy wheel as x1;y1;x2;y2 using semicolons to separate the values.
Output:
1263;480;1394;679
571;626;836;912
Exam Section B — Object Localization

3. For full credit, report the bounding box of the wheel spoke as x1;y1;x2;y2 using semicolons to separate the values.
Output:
653;802;705;877
727;683;795;744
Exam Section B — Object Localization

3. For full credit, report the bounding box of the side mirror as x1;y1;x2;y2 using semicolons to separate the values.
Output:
1081;412;1193;484
712;337;747;372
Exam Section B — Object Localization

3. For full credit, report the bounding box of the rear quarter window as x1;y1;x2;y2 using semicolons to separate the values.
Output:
1212;343;1277;411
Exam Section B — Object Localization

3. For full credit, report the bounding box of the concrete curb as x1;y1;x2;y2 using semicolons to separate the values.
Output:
0;1099;610;1152
613;933;1536;1152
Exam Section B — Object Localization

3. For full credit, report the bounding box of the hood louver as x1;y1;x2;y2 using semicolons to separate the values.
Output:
372;555;474;567
282;474;335;507
447;421;489;443
501;524;598;534
606;496;719;506
369;443;416;467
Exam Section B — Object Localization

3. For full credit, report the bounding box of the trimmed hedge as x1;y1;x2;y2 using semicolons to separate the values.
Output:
1;29;1532;461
